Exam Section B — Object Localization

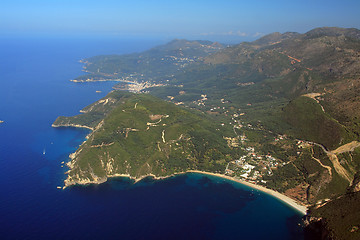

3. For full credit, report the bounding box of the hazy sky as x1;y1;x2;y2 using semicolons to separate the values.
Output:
1;0;360;42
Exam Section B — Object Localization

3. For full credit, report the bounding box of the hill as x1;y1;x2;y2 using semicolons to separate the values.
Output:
305;191;360;240
54;91;241;187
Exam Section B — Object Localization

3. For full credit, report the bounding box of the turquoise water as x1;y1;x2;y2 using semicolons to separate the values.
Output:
0;36;304;239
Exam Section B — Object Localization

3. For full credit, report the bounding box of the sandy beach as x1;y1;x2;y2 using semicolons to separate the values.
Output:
187;170;308;215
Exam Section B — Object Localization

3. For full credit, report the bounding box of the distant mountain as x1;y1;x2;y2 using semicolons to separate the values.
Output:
176;27;360;140
74;39;224;82
205;27;360;79
251;32;300;46
304;27;360;40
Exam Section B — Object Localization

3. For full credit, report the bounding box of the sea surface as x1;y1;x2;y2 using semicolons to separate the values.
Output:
0;35;304;240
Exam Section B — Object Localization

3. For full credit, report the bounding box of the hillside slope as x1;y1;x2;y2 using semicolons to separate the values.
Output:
161;27;360;148
55;92;241;187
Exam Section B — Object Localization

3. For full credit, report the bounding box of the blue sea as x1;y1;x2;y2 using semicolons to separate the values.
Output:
0;35;304;240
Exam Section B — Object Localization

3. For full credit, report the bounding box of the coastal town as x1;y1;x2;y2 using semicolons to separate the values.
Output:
112;80;167;93
163;92;289;183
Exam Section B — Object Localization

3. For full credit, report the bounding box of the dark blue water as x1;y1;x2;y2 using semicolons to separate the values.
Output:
0;36;304;240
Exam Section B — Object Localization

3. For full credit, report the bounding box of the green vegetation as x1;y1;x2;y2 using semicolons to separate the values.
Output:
53;91;133;129
264;162;304;192
305;191;360;240
282;96;352;150
60;92;241;186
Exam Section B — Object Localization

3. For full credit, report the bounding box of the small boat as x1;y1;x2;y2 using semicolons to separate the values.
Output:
43;149;46;155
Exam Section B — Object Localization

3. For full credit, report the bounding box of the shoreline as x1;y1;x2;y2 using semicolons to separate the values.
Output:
186;170;308;215
64;169;308;215
70;79;124;83
59;121;307;215
52;123;94;131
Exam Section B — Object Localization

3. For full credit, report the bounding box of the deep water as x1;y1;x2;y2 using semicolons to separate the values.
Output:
0;35;304;240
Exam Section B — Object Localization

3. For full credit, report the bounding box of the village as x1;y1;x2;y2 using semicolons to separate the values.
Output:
173;92;303;185
78;73;309;188
224;144;280;184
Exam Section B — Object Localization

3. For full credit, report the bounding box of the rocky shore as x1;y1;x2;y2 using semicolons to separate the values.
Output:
52;123;94;131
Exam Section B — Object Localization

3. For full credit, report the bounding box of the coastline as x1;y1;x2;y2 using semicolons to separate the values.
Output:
70;79;124;83
52;123;94;131
187;170;308;215
64;169;308;215
57;119;307;215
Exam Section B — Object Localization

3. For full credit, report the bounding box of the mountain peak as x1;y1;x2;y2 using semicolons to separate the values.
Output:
250;31;300;47
305;27;360;40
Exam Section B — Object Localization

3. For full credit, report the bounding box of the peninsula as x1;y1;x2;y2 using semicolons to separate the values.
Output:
54;91;307;214
54;92;242;187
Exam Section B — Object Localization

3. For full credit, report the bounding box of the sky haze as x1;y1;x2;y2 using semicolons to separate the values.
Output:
2;0;360;42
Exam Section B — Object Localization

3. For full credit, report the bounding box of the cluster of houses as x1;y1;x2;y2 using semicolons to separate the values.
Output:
225;143;280;182
193;94;208;106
